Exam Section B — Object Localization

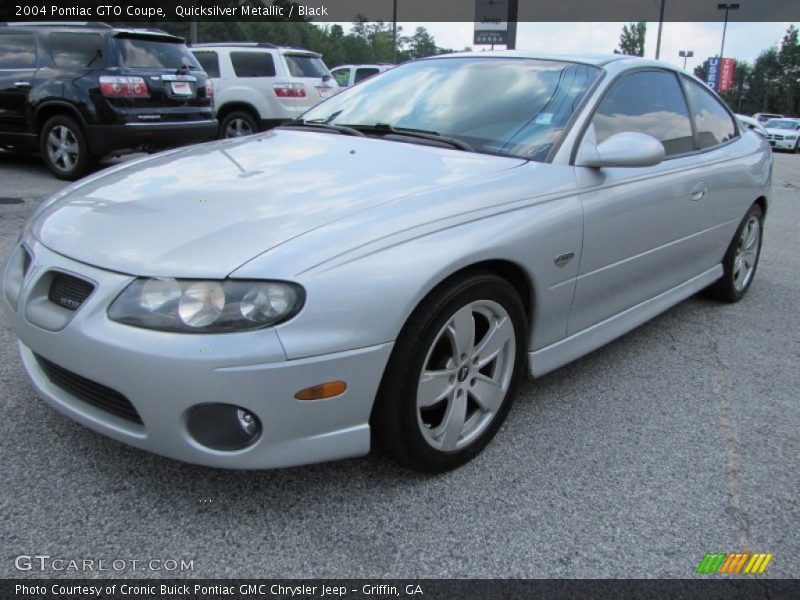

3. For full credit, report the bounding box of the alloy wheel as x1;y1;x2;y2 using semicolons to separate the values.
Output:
46;125;79;172
416;299;516;452
733;215;760;292
225;118;254;138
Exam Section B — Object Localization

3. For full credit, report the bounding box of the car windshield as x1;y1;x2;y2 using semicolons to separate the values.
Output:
116;36;201;70
765;119;798;130
301;57;600;161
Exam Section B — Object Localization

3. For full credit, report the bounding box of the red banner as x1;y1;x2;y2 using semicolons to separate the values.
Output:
719;58;735;93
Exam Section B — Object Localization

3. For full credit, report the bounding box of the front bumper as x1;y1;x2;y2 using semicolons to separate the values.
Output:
2;240;393;469
768;138;797;151
85;119;218;156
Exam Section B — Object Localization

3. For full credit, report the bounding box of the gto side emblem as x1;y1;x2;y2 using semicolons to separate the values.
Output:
554;252;575;268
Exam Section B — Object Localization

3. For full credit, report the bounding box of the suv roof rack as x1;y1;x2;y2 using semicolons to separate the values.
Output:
1;21;114;29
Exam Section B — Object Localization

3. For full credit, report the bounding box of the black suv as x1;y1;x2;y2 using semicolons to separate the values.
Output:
0;22;217;179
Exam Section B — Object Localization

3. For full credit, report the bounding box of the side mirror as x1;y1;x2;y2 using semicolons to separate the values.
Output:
576;129;666;168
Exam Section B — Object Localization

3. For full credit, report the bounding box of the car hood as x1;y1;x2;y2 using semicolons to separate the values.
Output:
31;130;526;278
764;127;796;135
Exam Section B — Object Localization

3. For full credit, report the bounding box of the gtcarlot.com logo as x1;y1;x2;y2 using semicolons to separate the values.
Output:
696;552;773;575
14;554;194;572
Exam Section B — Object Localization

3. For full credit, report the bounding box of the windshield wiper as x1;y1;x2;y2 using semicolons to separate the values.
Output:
279;120;366;137
348;123;474;152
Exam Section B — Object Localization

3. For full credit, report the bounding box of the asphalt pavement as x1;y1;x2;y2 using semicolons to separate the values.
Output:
0;150;797;579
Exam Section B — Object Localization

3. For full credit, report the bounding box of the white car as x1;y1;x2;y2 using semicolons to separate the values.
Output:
191;43;338;138
330;64;392;88
736;114;767;138
763;118;800;152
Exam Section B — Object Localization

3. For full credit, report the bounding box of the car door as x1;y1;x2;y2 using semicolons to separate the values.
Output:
0;30;37;143
568;69;713;335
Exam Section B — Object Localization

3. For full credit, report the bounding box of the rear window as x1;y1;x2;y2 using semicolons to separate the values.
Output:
193;50;220;78
0;33;36;69
230;52;276;77
50;33;103;69
354;67;380;84
116;37;200;70
284;54;327;78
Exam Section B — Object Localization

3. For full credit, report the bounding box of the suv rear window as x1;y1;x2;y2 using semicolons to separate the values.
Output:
50;33;103;69
0;33;36;69
116;36;200;70
192;50;220;78
230;52;276;77
284;54;327;78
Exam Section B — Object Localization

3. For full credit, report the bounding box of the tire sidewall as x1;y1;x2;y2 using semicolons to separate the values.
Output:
379;274;527;472
40;116;90;180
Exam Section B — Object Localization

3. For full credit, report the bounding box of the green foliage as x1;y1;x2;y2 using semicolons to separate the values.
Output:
146;20;453;68
615;22;646;57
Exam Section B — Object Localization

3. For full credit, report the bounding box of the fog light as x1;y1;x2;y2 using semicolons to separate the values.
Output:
187;404;261;451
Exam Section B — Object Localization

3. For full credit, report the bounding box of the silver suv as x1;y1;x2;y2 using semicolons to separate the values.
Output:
191;43;338;138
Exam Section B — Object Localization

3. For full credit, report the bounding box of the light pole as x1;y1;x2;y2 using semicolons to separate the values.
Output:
391;0;398;64
655;0;665;59
679;50;694;70
717;3;740;61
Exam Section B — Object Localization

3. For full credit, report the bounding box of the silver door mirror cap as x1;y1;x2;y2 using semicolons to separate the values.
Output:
576;131;666;168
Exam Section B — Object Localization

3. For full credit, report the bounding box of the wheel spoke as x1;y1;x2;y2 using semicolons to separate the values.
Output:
744;249;756;268
447;305;475;361
438;392;467;451
473;316;514;367
47;132;60;146
417;369;456;408
470;374;504;413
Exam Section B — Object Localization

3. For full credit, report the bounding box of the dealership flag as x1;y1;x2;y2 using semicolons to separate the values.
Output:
719;58;735;93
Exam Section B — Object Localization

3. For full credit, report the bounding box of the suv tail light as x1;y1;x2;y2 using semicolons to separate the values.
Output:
274;83;306;98
205;80;214;98
99;76;150;98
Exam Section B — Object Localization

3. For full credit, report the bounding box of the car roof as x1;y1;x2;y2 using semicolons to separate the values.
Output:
438;50;632;67
191;42;320;56
332;64;391;69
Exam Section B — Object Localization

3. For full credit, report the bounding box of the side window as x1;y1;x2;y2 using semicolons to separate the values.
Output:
332;68;350;87
193;50;220;78
592;70;694;157
230;52;276;78
682;78;737;149
49;33;103;69
0;33;36;69
354;67;380;84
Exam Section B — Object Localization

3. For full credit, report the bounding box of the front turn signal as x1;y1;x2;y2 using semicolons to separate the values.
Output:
295;381;347;400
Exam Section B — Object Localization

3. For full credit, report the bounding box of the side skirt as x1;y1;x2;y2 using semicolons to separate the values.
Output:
529;265;723;377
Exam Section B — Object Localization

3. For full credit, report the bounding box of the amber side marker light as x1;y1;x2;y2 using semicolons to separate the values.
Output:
295;381;347;400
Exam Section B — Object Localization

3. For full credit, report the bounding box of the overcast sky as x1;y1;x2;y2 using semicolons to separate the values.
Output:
341;21;794;71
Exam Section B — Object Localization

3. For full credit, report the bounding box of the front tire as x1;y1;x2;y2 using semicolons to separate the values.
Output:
40;115;94;180
704;203;763;302
371;272;527;473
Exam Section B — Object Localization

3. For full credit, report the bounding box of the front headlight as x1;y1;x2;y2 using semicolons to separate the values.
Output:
108;278;305;333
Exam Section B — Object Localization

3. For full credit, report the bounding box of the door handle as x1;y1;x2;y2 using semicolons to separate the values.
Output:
690;182;707;201
13;81;31;88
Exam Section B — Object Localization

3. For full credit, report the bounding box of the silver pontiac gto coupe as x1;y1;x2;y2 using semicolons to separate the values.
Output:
2;52;770;472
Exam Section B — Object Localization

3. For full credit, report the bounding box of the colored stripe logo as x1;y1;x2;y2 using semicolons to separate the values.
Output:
697;552;773;574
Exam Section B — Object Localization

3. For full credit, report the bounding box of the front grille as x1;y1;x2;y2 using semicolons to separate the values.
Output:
48;273;94;311
35;354;143;424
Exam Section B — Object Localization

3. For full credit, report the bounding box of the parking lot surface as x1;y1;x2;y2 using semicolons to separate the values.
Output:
0;150;798;578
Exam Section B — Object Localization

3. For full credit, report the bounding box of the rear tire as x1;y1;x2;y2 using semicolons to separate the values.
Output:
219;111;258;139
703;203;763;303
370;272;527;473
40;115;94;180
